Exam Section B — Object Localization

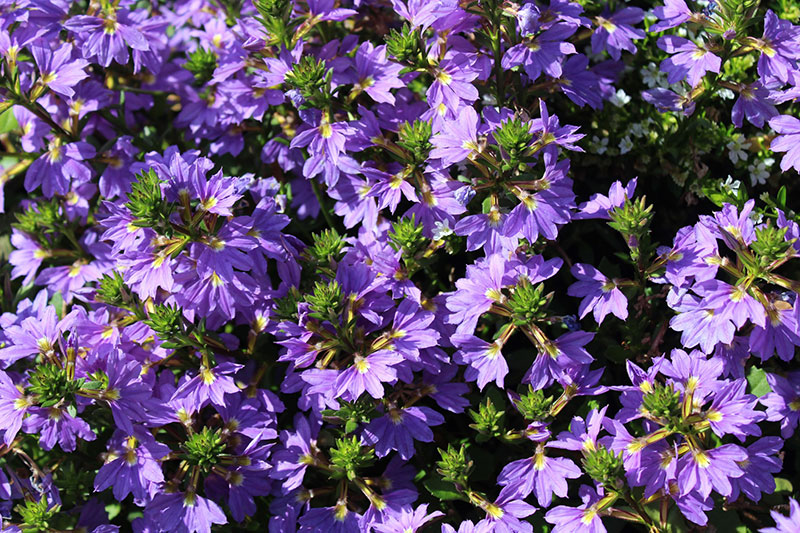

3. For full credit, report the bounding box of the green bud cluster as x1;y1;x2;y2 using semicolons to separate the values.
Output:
494;118;534;165
752;224;795;266
507;278;550;325
389;216;425;257
397;120;433;166
273;286;302;321
582;446;624;489
17;498;60;533
469;398;504;442
710;0;761;34
513;386;553;421
13;199;61;240
305;280;343;321
641;382;682;421
437;444;473;488
322;398;377;434
254;0;293;46
126;169;174;231
184;48;218;85
329;435;375;480
26;364;84;409
95;271;130;308
183;427;227;471
284;56;332;109
386;24;424;67
305;229;345;275
144;303;184;341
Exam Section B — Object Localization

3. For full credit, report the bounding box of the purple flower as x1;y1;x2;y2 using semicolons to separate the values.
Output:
474;485;536;533
430;106;480;167
704;379;764;440
502;23;577;81
427;57;480;113
172;361;242;409
270;415;320;491
334;350;402;401
769;114;800;172
24;406;96;452
94;427;170;501
65;8;149;67
454;207;516;255
298;504;360;533
0;371;33;445
497;443;582;505
659;348;723;402
574;178;637;220
753;10;800;84
761;498;800;533
731;82;777;128
567;263;628;323
642;87;696;116
523;331;594;390
658;36;721;87
556;54;603;109
692;279;766;329
446;254;510;335
193;170;242;216
373;504;444;533
25;140;96;198
362;406;444;460
503;156;575;243
592;8;645;60
452;334;509;390
729;437;783;502
550;406;606;453
761;371;800;438
545;485;606;533
651;0;693;32
676;443;746;499
669;296;736;354
145;491;227;533
0;304;61;367
750;300;800;361
30;42;89;98
351;42;404;104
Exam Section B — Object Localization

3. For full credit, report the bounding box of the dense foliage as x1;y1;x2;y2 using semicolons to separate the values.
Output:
0;0;799;532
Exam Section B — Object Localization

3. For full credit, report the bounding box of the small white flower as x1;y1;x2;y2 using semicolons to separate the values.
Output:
748;160;771;186
720;175;741;194
432;220;454;240
641;62;668;88
629;123;647;138
591;135;609;155
716;88;735;100
726;134;751;164
619;136;634;154
610;89;631;108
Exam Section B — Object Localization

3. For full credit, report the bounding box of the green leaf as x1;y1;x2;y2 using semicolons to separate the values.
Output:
105;502;121;520
50;291;64;319
746;366;771;397
0;108;18;134
777;186;787;209
775;477;793;493
423;476;463;501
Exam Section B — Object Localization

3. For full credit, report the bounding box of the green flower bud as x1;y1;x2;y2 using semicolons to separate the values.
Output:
183;427;227;471
469;397;505;441
329;435;375;480
582;445;624;488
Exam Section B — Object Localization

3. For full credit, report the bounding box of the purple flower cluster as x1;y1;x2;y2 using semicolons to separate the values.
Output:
0;0;797;532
